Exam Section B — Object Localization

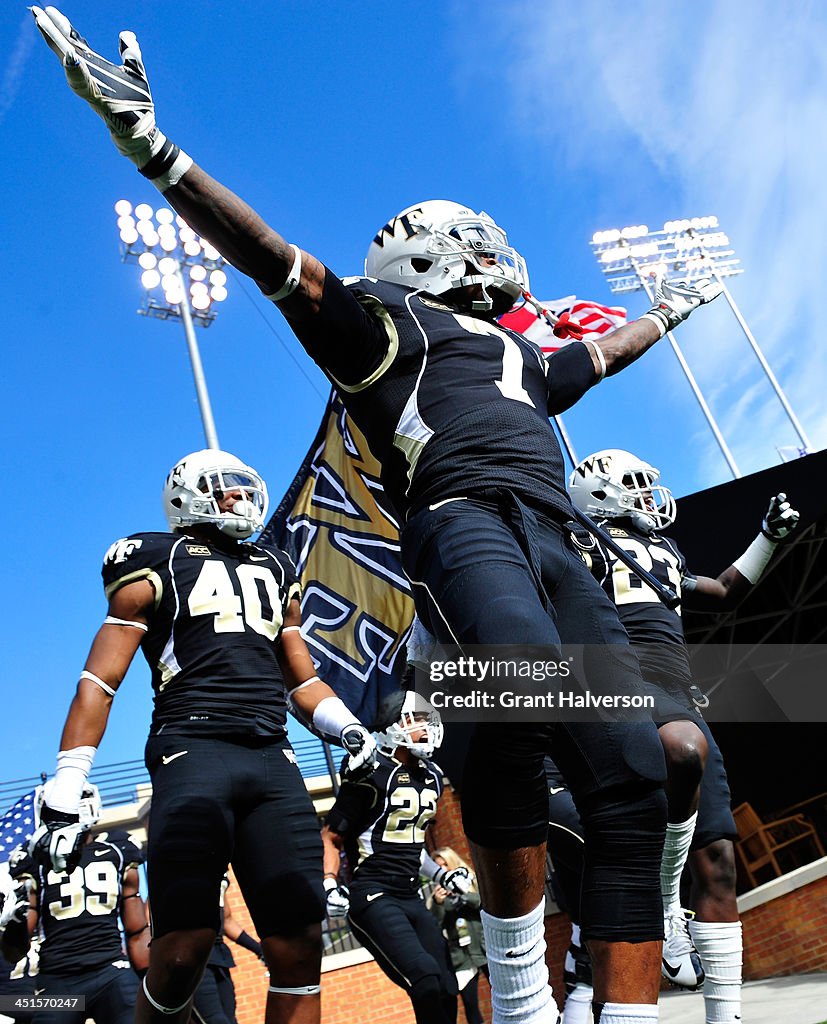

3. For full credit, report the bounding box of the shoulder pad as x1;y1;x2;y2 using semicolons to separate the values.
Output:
95;829;145;868
101;532;178;599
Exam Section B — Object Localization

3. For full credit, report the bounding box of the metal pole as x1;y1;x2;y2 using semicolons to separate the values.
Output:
631;256;742;479
553;416;579;470
173;263;221;450
704;263;812;451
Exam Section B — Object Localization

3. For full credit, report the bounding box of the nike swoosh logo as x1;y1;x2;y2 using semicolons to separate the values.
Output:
94;849;109;857
34;990;44;996
162;751;188;765
662;959;682;977
506;939;539;958
549;786;566;795
366;892;383;902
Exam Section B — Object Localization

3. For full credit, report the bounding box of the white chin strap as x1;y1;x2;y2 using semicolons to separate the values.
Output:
459;269;521;312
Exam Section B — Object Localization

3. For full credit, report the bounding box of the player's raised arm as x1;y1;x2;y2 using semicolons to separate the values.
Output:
582;275;724;379
683;493;800;610
30;6;325;313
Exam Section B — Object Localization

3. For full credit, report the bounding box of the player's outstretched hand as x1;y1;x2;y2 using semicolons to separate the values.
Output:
0;880;29;931
642;273;724;337
323;881;350;919
762;493;800;541
435;865;472;896
28;805;88;874
30;6;188;183
340;725;379;782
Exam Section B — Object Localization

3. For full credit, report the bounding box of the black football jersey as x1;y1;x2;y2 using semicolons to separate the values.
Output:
326;751;444;889
571;520;695;686
287;275;598;520
33;831;143;976
101;533;301;736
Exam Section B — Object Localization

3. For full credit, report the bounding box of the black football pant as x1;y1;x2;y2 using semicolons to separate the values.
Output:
347;884;457;1024
192;964;236;1024
33;962;138;1024
402;493;667;942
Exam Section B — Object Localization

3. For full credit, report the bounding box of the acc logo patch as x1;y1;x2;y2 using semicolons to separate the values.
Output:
397;773;410;783
186;544;211;556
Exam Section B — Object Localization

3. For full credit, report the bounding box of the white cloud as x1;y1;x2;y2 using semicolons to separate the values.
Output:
471;0;827;471
0;14;35;128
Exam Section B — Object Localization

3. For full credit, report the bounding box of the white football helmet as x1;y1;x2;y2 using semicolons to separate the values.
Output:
569;449;676;533
35;783;102;828
365;200;529;313
375;691;444;759
162;450;268;539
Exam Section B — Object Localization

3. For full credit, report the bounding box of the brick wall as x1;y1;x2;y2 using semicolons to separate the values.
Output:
740;873;827;979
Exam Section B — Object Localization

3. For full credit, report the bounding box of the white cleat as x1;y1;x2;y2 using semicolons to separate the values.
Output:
662;908;705;990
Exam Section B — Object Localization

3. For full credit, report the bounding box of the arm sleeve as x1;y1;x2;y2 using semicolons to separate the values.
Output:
283;271;394;389
325;780;378;837
545;342;599;415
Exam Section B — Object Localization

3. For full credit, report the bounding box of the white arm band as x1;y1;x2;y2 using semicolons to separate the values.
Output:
104;616;149;632
581;339;607;382
732;533;776;585
288;675;320;695
265;244;302;302
311;695;359;741
47;745;97;815
80;670;117;697
281;625;302;634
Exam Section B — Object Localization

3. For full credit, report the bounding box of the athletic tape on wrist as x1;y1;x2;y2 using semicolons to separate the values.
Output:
733;533;776;584
265;245;302;302
639;310;668;339
311;695;359;741
48;746;97;816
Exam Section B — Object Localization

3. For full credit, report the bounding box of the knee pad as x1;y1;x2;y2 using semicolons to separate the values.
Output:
579;782;667;943
461;724;551;848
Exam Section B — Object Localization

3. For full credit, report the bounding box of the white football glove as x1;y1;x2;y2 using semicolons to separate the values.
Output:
762;493;800;541
28;806;89;874
0;880;30;931
641;273;723;338
434;865;472;896
30;7;191;188
323;879;350;919
340;725;379;782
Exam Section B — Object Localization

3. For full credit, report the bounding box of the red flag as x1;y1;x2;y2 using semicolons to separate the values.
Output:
500;297;627;354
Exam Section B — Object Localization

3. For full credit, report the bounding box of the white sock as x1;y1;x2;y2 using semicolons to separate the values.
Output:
480;901;557;1023
660;812;697;912
561;982;592;1023
688;920;742;1023
595;1003;658;1023
570;922;581;947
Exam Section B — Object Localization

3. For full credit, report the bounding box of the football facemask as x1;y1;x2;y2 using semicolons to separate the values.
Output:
163;450;268;539
35;783;102;828
375;691;444;759
365;200;529;313
569;449;676;534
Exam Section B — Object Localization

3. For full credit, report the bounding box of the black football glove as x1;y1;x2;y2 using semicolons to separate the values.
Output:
30;7;189;184
0;879;30;931
340;725;379;782
761;493;800;542
28;805;88;874
323;879;351;919
434;865;472;896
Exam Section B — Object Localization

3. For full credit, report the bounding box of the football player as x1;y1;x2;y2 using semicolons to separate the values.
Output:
0;865;39;1024
1;786;148;1024
321;692;464;1024
26;450;378;1024
565;449;800;1024
31;12;727;1022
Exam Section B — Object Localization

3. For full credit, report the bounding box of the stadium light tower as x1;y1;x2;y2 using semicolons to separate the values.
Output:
114;199;229;450
593;217;812;457
591;221;740;479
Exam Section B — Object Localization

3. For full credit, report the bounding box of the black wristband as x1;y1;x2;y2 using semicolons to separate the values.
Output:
235;931;262;956
138;137;180;180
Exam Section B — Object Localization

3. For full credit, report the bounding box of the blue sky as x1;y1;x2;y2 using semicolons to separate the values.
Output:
1;1;824;790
